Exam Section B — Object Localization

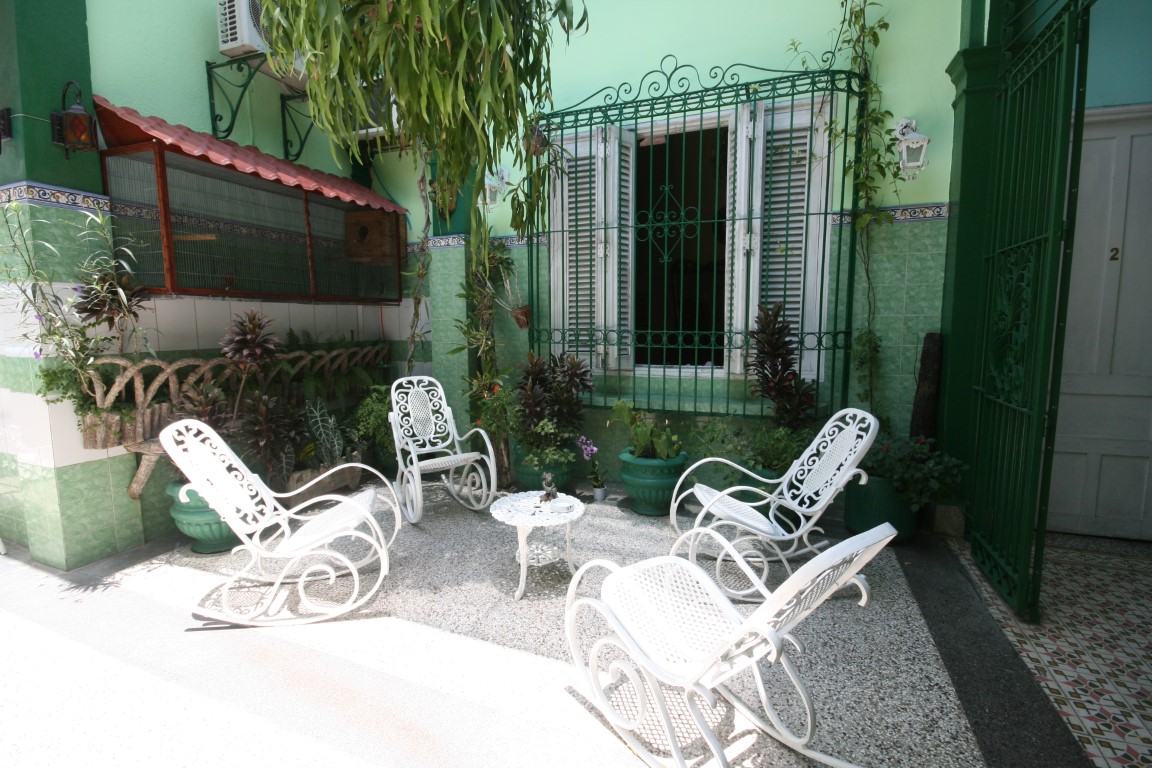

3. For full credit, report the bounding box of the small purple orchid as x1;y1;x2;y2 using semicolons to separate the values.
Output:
577;435;604;488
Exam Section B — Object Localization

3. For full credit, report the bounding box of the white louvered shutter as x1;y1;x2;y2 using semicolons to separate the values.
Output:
605;126;635;369
760;126;810;326
745;98;831;379
550;130;601;358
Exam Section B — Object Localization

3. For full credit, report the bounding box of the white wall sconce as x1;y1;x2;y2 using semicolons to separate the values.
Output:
483;166;511;206
894;118;930;180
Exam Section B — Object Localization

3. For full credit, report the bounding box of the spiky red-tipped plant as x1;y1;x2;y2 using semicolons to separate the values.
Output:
219;310;282;422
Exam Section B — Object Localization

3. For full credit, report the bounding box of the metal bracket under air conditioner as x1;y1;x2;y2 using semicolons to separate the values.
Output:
206;53;312;161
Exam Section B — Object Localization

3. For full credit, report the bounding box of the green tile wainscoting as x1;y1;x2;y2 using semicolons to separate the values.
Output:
0;453;153;570
848;217;949;435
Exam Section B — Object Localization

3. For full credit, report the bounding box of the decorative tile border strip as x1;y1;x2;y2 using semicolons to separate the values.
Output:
0;182;109;212
831;203;949;226
406;234;547;252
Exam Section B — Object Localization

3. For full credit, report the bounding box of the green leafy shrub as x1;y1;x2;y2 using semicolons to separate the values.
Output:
608;401;683;460
861;435;965;510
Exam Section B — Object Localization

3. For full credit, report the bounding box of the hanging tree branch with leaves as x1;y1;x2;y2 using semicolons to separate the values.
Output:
262;0;587;413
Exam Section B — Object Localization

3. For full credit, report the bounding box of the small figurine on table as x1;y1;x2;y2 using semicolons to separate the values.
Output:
540;472;558;503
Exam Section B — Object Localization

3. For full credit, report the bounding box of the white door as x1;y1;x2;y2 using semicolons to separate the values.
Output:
1048;105;1152;540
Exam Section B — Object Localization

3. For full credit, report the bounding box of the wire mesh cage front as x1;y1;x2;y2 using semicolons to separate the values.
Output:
105;149;404;303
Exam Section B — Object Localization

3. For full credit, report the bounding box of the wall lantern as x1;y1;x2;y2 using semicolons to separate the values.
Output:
893;118;930;180
50;81;98;158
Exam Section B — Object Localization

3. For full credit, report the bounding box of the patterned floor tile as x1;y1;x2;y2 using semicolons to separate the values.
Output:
952;537;1152;768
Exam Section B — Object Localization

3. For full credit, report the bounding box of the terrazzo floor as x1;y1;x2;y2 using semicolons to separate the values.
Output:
953;534;1152;767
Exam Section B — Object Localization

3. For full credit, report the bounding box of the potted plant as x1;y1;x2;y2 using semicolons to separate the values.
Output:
844;434;965;543
510;351;594;490
350;384;397;475
608;400;688;516
577;435;608;502
165;311;294;553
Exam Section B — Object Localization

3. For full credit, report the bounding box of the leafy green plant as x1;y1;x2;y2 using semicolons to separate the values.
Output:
262;2;588;405
351;385;396;467
788;1;902;414
241;394;303;488
609;401;684;460
1;205;149;411
861;434;965;510
306;400;345;469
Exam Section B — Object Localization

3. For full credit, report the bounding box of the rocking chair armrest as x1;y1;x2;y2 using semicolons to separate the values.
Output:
670;457;783;533
693;484;827;548
282;491;370;518
671;527;777;603
457;425;496;456
565;558;623;613
273;462;391;502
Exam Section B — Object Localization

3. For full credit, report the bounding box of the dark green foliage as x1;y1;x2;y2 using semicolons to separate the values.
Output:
513;352;593;467
861;434;966;510
240;394;304;488
748;302;815;430
351;386;395;466
219;310;282;422
219;310;282;371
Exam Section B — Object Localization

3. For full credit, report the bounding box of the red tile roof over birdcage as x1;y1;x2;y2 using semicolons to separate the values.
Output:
93;96;405;213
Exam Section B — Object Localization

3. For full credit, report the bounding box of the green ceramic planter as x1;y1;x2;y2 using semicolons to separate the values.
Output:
165;482;239;554
843;476;917;543
618;450;689;516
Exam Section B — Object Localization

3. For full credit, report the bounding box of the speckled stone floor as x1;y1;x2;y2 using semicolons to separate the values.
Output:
8;479;1138;767
952;535;1152;767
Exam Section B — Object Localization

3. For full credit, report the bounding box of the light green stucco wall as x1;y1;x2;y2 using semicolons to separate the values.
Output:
548;0;959;207
86;0;349;176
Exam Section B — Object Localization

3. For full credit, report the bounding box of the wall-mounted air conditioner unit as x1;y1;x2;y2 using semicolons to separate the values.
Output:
218;0;306;91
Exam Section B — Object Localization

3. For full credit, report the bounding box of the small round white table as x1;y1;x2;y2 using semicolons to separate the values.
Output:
490;491;586;600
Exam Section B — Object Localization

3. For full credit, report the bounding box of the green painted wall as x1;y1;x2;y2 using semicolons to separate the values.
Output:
0;0;102;191
85;0;348;176
1086;0;1152;108
548;0;959;207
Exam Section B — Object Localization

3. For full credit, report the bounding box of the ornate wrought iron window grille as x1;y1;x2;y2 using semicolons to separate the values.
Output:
526;57;864;416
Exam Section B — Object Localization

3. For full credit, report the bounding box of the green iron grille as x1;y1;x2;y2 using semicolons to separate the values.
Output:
526;60;862;416
969;1;1085;619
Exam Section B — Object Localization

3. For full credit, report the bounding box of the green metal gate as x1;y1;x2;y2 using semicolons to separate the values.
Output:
969;0;1091;621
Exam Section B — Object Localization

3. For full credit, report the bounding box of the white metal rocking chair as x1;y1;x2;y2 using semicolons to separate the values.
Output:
389;375;497;523
669;408;879;595
565;522;898;768
159;418;402;627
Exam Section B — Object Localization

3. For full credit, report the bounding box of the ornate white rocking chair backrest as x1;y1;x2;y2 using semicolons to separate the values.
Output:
773;407;878;517
390;376;459;456
160;419;281;538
